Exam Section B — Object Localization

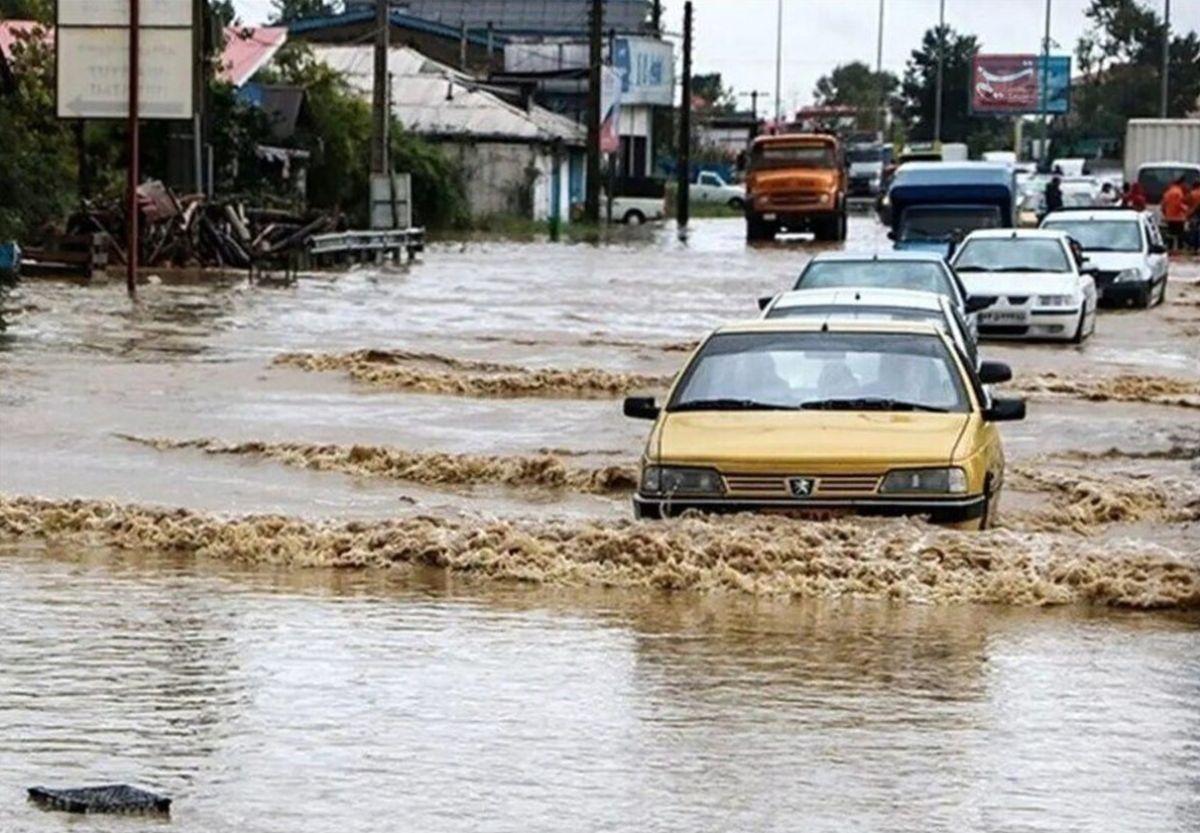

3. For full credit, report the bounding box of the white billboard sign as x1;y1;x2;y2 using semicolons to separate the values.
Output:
613;37;674;107
58;0;193;27
57;28;194;119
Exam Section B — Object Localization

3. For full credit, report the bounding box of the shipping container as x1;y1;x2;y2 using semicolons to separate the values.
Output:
1123;119;1200;182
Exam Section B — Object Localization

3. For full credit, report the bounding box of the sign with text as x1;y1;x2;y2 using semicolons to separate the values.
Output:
56;0;194;120
971;54;1070;115
58;0;192;27
613;37;674;107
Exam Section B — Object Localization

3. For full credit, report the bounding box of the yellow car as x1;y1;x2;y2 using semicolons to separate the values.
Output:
624;319;1025;530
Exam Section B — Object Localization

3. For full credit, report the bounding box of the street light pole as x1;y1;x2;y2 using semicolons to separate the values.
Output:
933;0;945;145
774;0;783;126
1040;0;1052;167
875;0;885;138
1160;0;1171;117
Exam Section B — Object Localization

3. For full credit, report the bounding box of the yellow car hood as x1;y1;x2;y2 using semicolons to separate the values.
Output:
657;410;969;470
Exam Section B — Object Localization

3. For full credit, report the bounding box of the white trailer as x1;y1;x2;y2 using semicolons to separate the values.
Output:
1124;119;1200;182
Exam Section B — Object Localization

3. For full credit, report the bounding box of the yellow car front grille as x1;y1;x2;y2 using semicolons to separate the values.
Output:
722;473;883;498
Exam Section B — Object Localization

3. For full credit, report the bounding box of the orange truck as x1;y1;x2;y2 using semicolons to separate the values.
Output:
744;134;847;242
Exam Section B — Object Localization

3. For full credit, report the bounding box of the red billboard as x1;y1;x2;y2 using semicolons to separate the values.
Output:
971;54;1040;113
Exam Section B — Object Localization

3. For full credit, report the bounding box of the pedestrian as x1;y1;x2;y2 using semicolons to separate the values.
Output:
1098;181;1120;206
1162;177;1188;251
1044;175;1063;215
1125;180;1148;212
1188;179;1200;252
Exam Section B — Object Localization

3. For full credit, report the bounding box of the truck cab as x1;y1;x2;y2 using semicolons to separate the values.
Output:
745;134;847;242
887;162;1017;258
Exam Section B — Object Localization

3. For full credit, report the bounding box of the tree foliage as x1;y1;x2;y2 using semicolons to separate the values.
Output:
900;25;1008;155
271;0;342;23
691;72;735;113
0;0;52;22
813;61;898;131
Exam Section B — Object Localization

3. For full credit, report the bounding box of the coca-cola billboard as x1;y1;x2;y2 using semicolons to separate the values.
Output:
971;54;1070;115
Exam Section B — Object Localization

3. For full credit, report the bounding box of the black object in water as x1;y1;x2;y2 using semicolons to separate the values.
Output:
28;784;171;815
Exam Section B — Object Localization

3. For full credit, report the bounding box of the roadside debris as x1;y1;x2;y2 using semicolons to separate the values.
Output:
28;784;171;815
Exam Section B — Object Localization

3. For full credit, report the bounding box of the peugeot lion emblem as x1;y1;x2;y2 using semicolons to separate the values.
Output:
788;477;816;498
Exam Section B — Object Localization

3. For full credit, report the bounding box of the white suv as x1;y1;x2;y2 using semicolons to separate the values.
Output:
950;229;1098;343
1040;209;1168;307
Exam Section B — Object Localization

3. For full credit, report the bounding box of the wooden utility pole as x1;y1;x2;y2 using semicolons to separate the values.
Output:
127;0;140;299
371;0;390;175
1160;0;1171;117
1039;0;1052;167
585;0;602;223
677;2;693;232
933;0;945;145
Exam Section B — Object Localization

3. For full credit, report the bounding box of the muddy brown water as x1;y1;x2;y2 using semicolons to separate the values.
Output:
2;217;1200;830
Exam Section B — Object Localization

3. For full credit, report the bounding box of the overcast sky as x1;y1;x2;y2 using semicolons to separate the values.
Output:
233;0;1199;115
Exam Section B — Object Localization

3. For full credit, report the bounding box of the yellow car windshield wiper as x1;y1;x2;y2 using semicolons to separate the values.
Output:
800;397;950;413
670;398;798;412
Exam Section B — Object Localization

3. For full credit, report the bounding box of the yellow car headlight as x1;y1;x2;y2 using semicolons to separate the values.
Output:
879;467;968;494
641;466;725;496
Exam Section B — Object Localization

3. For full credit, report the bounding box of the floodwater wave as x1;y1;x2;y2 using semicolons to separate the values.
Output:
2;495;1197;610
1008;372;1200;409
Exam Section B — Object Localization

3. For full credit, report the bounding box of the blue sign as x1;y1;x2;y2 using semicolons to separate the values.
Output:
1039;55;1071;114
612;37;674;106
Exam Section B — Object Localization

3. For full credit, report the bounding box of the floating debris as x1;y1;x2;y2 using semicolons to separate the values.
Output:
28;785;171;815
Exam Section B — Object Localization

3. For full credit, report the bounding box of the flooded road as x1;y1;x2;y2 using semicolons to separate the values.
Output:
2;543;1198;833
2;216;1200;830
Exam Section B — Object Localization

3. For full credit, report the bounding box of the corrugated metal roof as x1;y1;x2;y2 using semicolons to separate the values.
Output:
389;0;653;35
220;26;289;88
314;45;585;145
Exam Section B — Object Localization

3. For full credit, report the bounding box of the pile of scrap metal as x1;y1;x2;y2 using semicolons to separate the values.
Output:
68;180;342;270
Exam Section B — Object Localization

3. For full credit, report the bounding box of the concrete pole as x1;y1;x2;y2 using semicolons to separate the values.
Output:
875;0;885;138
585;0;602;222
127;0;140;299
678;1;693;232
774;0;783;126
371;0;390;175
1160;0;1171;117
933;0;945;145
1039;0;1052;167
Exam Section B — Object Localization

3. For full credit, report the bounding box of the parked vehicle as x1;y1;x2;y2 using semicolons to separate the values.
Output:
846;141;893;197
623;319;1024;529
1040;208;1169;307
887;162;1017;257
1135;161;1200;207
1051;158;1088;177
604;178;667;225
760;286;979;367
744;133;847;242
690;170;745;209
982;151;1017;165
1123;119;1200;187
950;229;1098;342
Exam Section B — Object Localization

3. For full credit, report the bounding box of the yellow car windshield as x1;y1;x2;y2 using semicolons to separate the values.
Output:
670;332;969;413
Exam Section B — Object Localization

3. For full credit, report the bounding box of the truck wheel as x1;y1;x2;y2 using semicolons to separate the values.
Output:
728;197;745;211
746;214;772;241
623;210;645;226
813;216;835;242
834;211;848;242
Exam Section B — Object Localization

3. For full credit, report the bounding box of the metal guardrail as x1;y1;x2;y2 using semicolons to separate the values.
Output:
308;228;425;257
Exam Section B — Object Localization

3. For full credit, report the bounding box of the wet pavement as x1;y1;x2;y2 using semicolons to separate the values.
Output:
2;216;1199;831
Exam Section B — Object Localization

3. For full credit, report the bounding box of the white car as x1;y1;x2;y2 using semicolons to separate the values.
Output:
1040;208;1169;307
692;171;745;208
950;229;1098;342
761;287;980;367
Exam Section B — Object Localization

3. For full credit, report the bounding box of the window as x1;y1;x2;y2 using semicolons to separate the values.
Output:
1138;166;1200;203
751;143;836;170
699;172;721;186
1041;220;1142;253
898;206;1003;242
795;260;956;298
670;332;969;413
953;238;1071;273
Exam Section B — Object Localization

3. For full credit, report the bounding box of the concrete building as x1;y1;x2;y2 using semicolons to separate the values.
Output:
314;46;585;222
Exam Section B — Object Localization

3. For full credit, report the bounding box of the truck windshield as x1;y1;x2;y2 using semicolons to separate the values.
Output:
1041;220;1141;252
794;261;954;298
899;206;1002;242
752;144;836;170
1137;166;1200;203
953;238;1071;273
669;332;968;413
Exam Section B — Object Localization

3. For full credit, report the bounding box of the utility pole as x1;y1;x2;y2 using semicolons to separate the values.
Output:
371;0;390;175
774;0;783;125
1039;0;1052;168
678;1;693;232
1160;0;1171;117
933;0;945;145
585;0;602;223
127;0;140;299
875;0;886;138
651;0;662;34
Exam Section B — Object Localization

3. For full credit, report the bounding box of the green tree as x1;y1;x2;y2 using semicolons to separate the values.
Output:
813;61;898;131
900;25;1007;155
1073;0;1200;147
0;0;52;21
691;72;735;112
271;0;341;23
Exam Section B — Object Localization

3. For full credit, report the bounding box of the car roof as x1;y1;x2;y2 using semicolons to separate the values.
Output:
807;250;947;263
960;228;1069;241
1042;209;1142;222
771;288;945;312
715;319;946;337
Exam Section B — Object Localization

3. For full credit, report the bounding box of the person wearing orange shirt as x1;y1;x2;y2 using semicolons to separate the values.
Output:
1188;180;1200;252
1161;178;1188;251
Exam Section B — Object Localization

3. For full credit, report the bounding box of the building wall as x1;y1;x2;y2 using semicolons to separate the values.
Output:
439;140;576;222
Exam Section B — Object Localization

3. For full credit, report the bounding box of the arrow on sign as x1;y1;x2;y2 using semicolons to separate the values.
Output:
63;96;188;117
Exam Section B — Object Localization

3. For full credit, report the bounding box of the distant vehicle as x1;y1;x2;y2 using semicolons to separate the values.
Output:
940;143;969;162
1123;118;1200;186
846;142;893;197
761;286;979;366
787;250;991;331
1135;161;1200;206
623;318;1024;529
982;151;1017;165
690;170;745;209
886;162;1017;257
950;229;1097;342
1040;208;1169;307
1051;158;1088;177
745;133;847;242
604;178;667;225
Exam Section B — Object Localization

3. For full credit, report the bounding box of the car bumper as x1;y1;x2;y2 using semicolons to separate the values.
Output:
1099;281;1151;303
633;493;987;522
979;308;1079;340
